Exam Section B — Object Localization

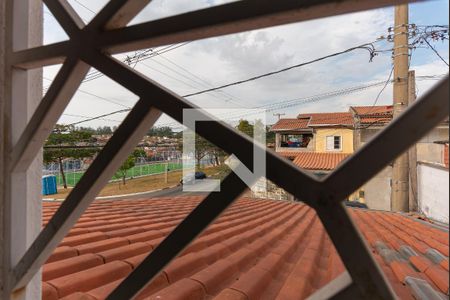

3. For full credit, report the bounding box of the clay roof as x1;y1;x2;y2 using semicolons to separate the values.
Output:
277;151;304;159
271;118;310;131
351;105;394;115
297;112;354;127
351;105;394;126
292;152;350;170
41;197;449;300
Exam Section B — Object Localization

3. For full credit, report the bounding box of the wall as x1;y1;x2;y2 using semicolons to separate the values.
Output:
364;166;392;211
417;163;449;224
315;128;354;153
361;127;449;164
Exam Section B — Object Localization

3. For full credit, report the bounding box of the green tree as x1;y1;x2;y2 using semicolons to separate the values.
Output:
115;155;135;186
96;126;113;135
147;126;175;137
44;125;99;189
237;119;254;138
195;135;213;167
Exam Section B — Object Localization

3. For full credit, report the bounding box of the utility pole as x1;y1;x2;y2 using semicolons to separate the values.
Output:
408;70;418;212
391;4;410;212
273;113;285;120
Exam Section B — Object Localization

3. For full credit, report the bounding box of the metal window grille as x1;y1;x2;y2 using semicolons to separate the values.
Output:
2;0;449;299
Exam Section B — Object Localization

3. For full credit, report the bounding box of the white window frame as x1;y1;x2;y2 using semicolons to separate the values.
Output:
326;135;343;151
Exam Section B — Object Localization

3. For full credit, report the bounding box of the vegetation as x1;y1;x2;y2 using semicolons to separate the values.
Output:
46;165;225;200
115;149;148;187
147;126;176;137
115;156;136;187
44;125;99;189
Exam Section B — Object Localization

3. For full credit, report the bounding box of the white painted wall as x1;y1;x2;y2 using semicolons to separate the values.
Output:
418;163;449;224
364;166;392;211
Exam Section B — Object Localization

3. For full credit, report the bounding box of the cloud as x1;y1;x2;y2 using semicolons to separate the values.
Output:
40;1;448;128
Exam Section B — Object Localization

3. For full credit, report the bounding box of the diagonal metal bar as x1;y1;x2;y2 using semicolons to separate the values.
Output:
88;0;152;31
10;41;70;69
43;0;84;36
12;99;162;291
11;57;90;172
95;0;417;54
11;0;419;69
323;76;449;203
313;202;396;299
107;172;251;300
83;53;321;202
11;0;153;172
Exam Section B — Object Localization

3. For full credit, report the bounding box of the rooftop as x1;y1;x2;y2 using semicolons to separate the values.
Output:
292;152;350;171
297;112;354;127
271;106;397;131
41;197;449;300
270;118;310;131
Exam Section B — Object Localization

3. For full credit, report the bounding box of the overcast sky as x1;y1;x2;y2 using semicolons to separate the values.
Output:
43;0;449;129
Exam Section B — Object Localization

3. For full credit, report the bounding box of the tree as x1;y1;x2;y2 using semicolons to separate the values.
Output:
115;155;135;186
195;135;212;167
44;125;99;189
115;149;146;187
237;119;254;138
96;126;113;135
147;126;175;137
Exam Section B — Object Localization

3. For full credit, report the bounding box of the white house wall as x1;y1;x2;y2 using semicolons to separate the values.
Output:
417;163;449;224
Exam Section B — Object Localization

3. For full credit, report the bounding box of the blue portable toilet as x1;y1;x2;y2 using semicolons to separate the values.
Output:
42;175;57;195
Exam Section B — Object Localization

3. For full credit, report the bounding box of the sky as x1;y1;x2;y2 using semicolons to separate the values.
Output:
43;0;450;130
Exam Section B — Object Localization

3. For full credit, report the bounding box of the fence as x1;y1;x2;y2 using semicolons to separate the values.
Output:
43;158;217;187
44;159;183;187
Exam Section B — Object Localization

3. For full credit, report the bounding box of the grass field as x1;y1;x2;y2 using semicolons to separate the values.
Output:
45;165;229;200
52;162;183;187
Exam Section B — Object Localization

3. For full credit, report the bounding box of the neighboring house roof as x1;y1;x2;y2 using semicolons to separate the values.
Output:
351;105;394;126
292;152;350;170
270;118;310;131
41;197;449;300
351;105;394;115
277;151;304;159
297;112;354;127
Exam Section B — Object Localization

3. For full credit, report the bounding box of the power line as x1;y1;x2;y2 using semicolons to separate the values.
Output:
63;113;122;124
67;109;130;126
424;38;449;67
183;43;380;98
369;66;395;109
63;74;444;128
71;0;96;15
82;43;191;83
43;77;133;109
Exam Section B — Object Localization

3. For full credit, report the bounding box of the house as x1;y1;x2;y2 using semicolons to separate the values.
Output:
269;111;358;201
272;112;354;154
350;105;449;215
41;197;450;300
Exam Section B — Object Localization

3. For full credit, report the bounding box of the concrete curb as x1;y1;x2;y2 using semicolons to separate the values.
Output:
43;184;180;202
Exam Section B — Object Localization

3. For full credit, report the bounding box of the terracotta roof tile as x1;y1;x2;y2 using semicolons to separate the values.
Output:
42;197;449;299
271;118;310;131
352;105;394;115
351;105;394;125
292;152;350;170
276;151;304;159
297;112;354;127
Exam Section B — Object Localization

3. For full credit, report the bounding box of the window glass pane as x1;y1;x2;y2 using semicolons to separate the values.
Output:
326;136;334;150
334;136;341;149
